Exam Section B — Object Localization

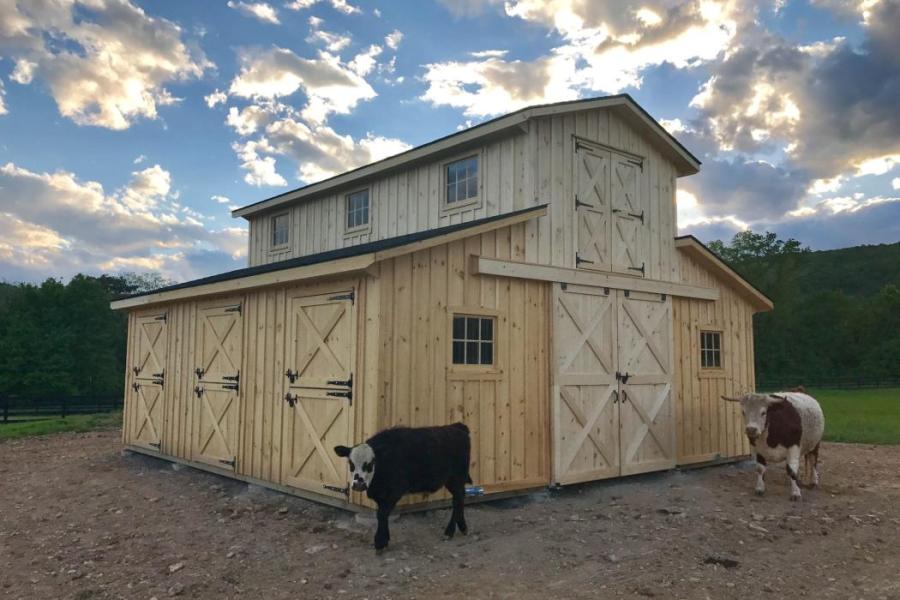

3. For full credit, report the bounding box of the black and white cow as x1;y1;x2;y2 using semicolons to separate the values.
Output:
334;422;472;551
722;387;824;501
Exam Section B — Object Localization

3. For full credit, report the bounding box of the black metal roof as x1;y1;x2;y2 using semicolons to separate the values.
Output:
118;205;547;301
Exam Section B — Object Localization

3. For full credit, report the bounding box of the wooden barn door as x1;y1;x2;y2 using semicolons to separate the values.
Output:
610;155;645;276
617;292;675;475
552;287;674;484
192;300;243;471
574;143;612;272
552;284;620;484
128;312;168;452
283;290;356;499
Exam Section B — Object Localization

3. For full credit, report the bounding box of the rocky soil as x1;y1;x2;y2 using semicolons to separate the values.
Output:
1;430;898;599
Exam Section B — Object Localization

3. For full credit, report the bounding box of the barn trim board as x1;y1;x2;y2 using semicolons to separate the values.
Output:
114;95;773;511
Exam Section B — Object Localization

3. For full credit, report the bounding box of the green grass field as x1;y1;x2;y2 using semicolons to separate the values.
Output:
812;388;900;445
0;411;122;440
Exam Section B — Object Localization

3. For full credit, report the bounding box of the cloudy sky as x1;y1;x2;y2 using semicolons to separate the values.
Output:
1;0;898;283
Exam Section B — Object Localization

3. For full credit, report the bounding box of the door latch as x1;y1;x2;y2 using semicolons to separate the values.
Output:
194;386;204;398
285;369;299;384
194;367;205;379
284;393;298;408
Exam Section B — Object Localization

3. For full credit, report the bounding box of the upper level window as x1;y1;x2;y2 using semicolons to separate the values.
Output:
346;189;370;232
271;212;289;248
700;331;722;369
452;315;494;366
445;156;479;207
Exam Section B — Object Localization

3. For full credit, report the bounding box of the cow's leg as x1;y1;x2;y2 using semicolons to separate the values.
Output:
444;478;467;539
374;496;399;552
810;443;820;487
786;445;802;501
755;453;767;496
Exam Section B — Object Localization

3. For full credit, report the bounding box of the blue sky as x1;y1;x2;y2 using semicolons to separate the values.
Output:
1;0;898;283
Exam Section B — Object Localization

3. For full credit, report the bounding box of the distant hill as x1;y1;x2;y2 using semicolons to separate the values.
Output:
718;240;900;386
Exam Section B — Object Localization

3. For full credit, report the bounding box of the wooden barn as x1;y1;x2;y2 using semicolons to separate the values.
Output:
112;95;773;509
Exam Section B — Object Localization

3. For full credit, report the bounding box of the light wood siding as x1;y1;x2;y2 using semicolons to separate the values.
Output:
673;250;755;465
369;222;551;500
244;107;681;287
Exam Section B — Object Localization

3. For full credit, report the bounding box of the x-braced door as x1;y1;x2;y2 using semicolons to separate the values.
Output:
129;312;168;451
617;291;674;475
283;290;356;499
552;284;620;484
575;143;612;271
610;154;645;277
192;301;243;471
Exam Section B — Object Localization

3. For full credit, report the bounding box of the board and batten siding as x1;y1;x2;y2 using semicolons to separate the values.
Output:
245;107;681;286
673;250;754;465
366;222;552;502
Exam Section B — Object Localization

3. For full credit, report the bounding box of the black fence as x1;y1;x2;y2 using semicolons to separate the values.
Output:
0;394;123;424
756;376;900;392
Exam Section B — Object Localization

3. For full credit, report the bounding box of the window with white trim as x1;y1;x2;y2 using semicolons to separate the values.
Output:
271;212;289;248
452;315;494;366
700;331;722;368
345;189;370;232
445;156;479;206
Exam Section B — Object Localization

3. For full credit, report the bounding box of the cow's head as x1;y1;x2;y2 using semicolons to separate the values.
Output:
722;393;784;443
334;443;375;492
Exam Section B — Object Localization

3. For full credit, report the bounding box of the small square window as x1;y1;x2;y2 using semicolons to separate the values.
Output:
445;156;479;206
346;189;370;232
700;331;722;369
452;315;495;366
271;213;289;247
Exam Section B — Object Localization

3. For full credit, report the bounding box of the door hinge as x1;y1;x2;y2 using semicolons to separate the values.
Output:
627;158;644;172
149;441;161;450
224;304;242;315
132;382;141;392
152;370;164;378
328;291;355;304
285;369;299;383
194;367;205;379
153;378;164;387
194;386;204;398
327;373;353;389
575;252;595;266
575;195;594;210
327;389;352;405
284;393;298;408
222;383;239;392
132;366;141;376
219;457;236;468
627;262;645;277
323;483;350;497
154;314;167;322
223;372;240;383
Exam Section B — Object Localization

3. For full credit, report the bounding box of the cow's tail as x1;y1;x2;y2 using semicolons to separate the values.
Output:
451;422;474;484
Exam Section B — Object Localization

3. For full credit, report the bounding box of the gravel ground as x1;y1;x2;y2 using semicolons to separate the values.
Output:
1;429;898;600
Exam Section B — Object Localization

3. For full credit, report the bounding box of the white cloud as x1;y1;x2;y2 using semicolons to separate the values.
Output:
854;154;900;177
0;81;6;116
470;49;508;58
307;28;352;53
349;45;383;77
205;89;228;108
133;154;147;165
385;30;404;50
1;0;212;130
233;140;288;186
0;162;246;281
212;195;232;204
892;177;900;190
228;1;281;24
228;46;376;124
285;0;361;14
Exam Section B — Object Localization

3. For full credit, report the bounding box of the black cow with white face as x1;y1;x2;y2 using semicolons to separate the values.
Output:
334;422;472;551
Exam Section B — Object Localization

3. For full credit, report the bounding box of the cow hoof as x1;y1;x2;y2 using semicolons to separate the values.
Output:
755;488;765;497
790;493;801;502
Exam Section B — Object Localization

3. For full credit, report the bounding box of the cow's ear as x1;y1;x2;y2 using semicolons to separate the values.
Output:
768;394;787;403
721;395;741;402
334;445;351;458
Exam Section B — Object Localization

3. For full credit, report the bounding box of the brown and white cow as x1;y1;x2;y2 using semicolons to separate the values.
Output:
722;387;825;501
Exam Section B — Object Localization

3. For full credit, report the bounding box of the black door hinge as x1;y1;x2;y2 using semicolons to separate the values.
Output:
628;210;645;225
224;304;242;315
219;457;236;468
132;382;140;392
285;369;299;383
327;389;352;405
132;366;141;376
627;158;644;172
284;393;298;408
576;253;595;266
152;371;164;378
223;372;240;383
575;195;594;210
327;373;352;389
328;291;355;304
323;484;350;497
153;379;164;387
627;262;645;277
194;367;205;379
194;386;204;398
222;383;239;392
154;314;167;322
149;441;161;450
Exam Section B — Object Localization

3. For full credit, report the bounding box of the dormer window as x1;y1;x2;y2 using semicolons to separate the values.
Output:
444;155;480;209
271;212;289;249
345;188;370;234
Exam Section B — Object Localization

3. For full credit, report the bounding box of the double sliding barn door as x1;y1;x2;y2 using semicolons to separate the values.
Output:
192;301;243;471
552;284;674;485
574;140;645;276
283;290;355;499
128;312;168;451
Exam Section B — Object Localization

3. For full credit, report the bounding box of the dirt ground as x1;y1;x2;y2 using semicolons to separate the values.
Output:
1;430;898;600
